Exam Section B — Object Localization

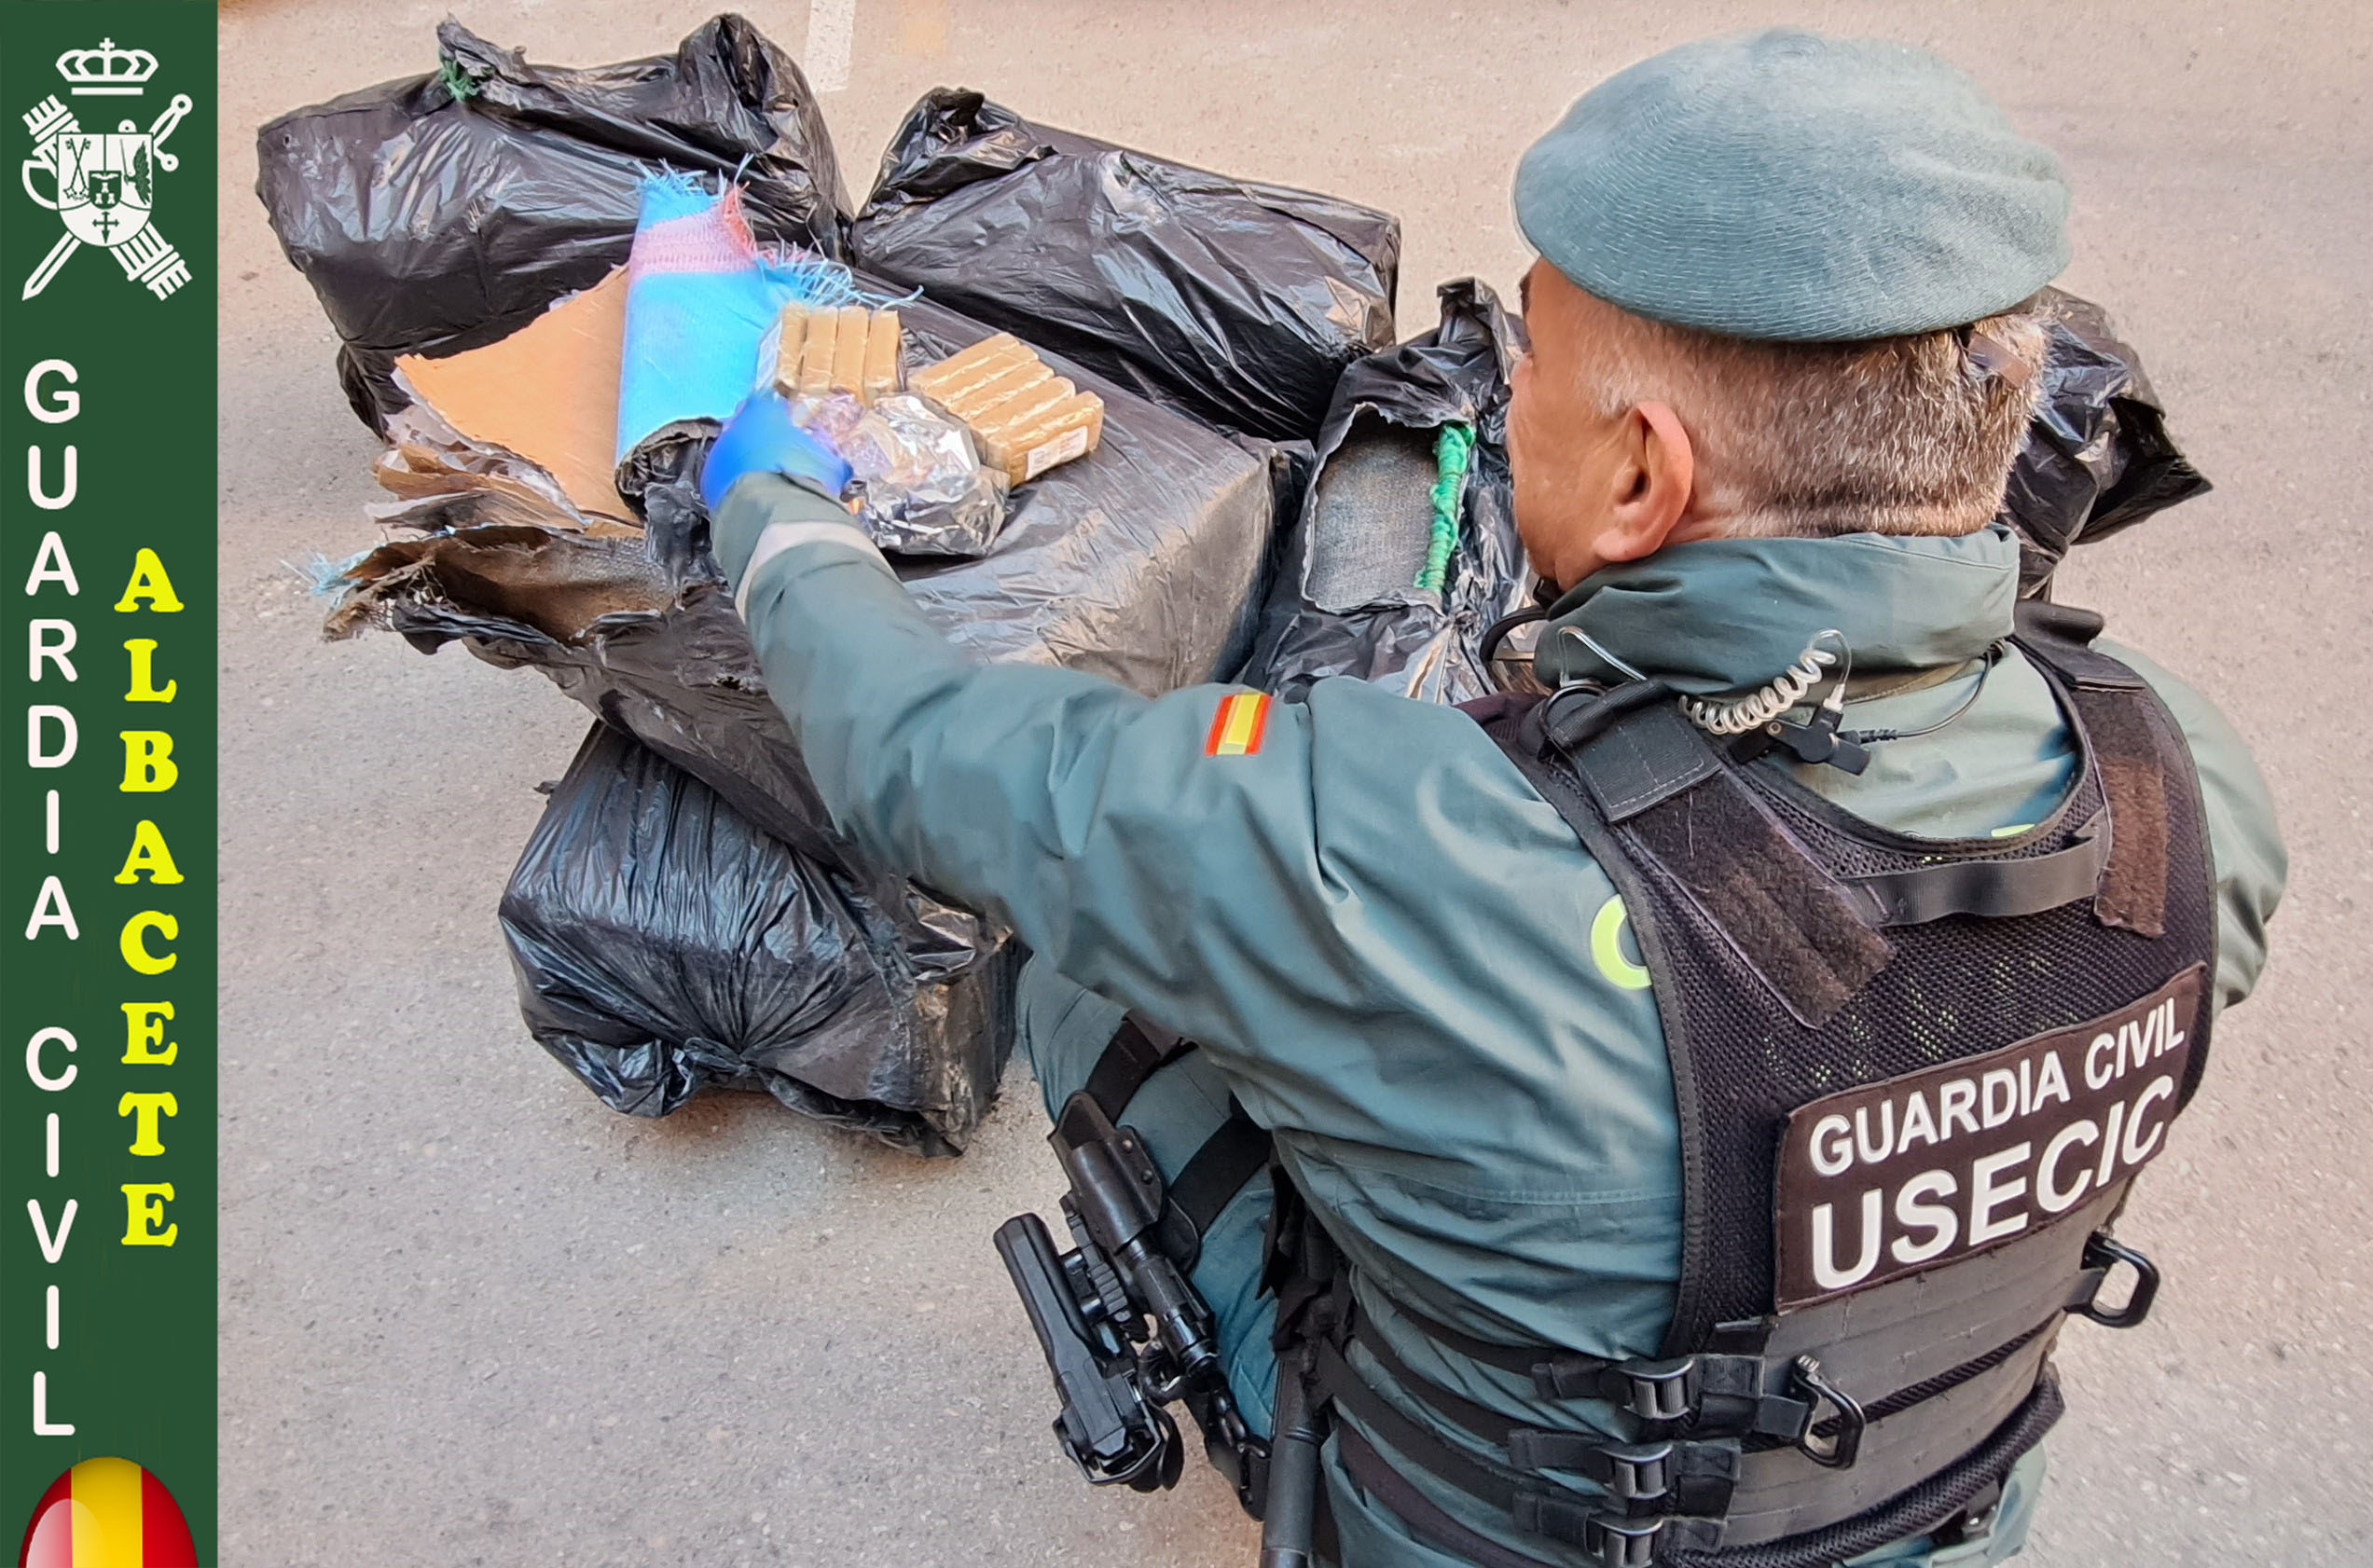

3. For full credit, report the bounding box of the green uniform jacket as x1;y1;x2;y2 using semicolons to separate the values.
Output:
720;476;2285;1567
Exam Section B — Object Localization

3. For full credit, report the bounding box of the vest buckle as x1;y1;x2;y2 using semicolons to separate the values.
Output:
1528;1354;1703;1423
1615;1356;1700;1422
1599;1441;1674;1504
1581;1513;1662;1568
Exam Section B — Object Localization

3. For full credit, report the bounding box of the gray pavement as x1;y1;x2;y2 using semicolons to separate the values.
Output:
216;2;2373;1563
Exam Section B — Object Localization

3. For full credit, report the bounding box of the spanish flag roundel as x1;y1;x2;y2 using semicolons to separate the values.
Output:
17;1458;196;1568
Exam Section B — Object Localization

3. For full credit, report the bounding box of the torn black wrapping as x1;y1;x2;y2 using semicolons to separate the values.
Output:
327;290;1280;874
851;88;1400;442
503;723;1015;1154
1241;279;1533;705
1242;282;2208;703
255;14;847;432
2002;289;2213;595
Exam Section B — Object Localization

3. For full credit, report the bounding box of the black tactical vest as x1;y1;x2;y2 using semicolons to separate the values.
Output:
1300;605;2217;1568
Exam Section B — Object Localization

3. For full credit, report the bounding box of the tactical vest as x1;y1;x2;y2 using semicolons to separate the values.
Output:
1269;603;2217;1568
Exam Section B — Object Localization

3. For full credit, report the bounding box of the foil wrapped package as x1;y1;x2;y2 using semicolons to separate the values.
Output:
793;391;1010;558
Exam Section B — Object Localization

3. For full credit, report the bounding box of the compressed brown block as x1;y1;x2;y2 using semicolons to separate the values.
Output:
862;309;903;404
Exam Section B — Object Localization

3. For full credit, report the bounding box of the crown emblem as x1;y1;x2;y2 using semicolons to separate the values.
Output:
56;39;158;97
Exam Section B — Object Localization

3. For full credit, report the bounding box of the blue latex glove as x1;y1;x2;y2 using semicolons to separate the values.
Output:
699;391;854;516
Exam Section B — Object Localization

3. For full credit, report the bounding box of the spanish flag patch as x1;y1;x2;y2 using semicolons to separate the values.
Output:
1204;692;1271;757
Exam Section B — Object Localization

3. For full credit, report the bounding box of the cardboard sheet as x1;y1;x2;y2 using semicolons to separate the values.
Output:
394;268;632;523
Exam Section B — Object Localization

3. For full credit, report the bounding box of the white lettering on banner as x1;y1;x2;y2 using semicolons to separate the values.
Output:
26;705;75;767
2035;1121;2099;1214
23;531;77;595
24;359;77;422
27;445;75;509
25;1027;76;1091
29;618;76;681
1811;1189;1883;1290
26;1199;76;1264
1773;967;2206;1310
1889;1171;1958;1266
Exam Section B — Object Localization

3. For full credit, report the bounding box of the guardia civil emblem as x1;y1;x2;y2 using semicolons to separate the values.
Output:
19;39;193;301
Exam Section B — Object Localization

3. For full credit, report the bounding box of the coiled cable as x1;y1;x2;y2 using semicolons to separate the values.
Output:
1680;630;1849;737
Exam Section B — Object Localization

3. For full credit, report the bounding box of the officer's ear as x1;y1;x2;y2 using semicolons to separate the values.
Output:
1586;400;1697;566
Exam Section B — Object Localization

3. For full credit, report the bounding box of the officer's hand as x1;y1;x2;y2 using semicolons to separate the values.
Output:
699;390;855;519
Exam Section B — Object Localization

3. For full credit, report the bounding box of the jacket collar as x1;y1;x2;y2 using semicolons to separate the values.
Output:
1530;524;2020;695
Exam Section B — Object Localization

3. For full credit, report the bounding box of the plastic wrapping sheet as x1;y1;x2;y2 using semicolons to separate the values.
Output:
324;289;1279;873
1242;279;1532;706
255;15;847;431
503;723;1015;1154
852;89;1400;441
2002;288;2212;596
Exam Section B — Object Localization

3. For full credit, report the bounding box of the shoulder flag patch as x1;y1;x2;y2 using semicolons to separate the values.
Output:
1204;692;1271;756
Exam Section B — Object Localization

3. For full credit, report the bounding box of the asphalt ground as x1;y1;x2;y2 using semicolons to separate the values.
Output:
218;3;2372;1563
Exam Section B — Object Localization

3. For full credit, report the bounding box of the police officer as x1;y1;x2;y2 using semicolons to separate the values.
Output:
700;28;2284;1568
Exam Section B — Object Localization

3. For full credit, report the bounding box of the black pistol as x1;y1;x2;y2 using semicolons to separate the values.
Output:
995;1091;1271;1512
993;1210;1181;1491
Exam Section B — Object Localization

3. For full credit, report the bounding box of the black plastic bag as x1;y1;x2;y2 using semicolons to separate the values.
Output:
2002;288;2212;595
1241;279;1532;705
851;89;1400;442
1242;281;2207;702
325;287;1279;873
256;14;846;432
502;723;1016;1155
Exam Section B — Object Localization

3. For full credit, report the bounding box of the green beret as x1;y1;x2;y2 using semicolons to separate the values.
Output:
1513;29;2071;341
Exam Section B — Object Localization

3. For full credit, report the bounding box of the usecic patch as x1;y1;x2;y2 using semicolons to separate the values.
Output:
1204;693;1270;756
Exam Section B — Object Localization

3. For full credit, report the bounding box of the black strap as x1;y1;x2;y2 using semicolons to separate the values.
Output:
1083;1014;1194;1118
1315;1336;1528;1520
1841;814;2109;926
1169;1103;1271;1238
1557;695;1723;823
1372;1283;2070;1457
1335;1423;1573;1568
1660;1375;2064;1568
1353;1325;1741;1517
1330;1357;2063;1568
1083;1019;1271;1247
1334;1417;1723;1568
1501;728;1893;1030
2011;602;2144;690
1373;1295;1771;1429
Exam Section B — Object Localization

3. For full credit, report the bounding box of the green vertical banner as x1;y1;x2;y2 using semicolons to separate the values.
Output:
3;4;215;1563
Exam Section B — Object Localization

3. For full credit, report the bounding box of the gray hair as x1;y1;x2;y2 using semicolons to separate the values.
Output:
1580;298;2049;538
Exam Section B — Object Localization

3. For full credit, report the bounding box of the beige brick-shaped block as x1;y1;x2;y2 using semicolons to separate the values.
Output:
861;309;903;404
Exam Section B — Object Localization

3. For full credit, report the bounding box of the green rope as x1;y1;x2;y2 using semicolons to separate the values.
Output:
1417;420;1473;594
435;54;481;103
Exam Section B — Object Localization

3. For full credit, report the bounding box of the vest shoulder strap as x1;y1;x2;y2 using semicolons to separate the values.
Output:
1078;1013;1270;1255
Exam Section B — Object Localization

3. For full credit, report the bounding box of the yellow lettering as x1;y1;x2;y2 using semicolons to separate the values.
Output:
119;730;176;791
112;548;184;612
117;1092;177;1156
113;819;184;885
123;639;176;702
121;1001;176;1065
120;1183;176;1245
120;911;176;974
